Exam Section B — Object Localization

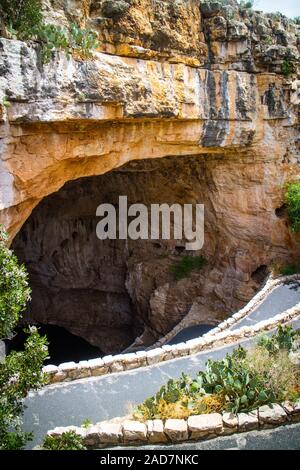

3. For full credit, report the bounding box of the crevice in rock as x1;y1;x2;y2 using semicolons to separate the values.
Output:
275;204;288;219
251;265;269;284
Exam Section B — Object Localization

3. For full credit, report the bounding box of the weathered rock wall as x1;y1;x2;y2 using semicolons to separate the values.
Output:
43;0;300;72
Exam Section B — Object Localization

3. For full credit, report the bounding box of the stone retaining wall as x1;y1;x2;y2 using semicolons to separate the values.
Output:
47;401;300;448
44;282;300;385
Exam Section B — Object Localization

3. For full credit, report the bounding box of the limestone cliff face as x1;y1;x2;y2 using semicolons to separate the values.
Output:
43;0;300;72
0;1;299;352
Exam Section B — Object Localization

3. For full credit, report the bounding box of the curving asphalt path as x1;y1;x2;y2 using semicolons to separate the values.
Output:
168;324;213;345
111;422;300;450
168;280;300;344
23;314;300;449
230;280;300;330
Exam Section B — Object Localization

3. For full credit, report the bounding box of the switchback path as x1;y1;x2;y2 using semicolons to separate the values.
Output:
23;315;300;449
230;280;300;330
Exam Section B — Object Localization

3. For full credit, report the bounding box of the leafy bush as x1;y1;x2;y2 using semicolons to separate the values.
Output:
34;23;70;63
170;256;207;281
245;347;298;403
262;36;273;46
257;324;299;354
281;60;295;77
81;418;92;429
194;346;279;414
293;17;300;25
198;327;299;413
0;326;48;449
102;0;132;19
285;182;300;233
69;23;98;58
239;0;254;9
0;227;49;450
35;23;98;63
42;431;86;450
0;0;43;39
0;228;30;339
271;262;300;277
134;373;194;420
135;327;300;420
0;1;98;63
280;264;300;276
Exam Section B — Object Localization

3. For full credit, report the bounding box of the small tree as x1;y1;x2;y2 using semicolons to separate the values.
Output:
0;0;43;38
285;182;300;233
0;1;98;63
42;431;86;451
0;227;48;450
0;229;30;339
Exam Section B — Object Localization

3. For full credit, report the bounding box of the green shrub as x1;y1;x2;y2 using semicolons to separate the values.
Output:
281;60;295;77
280;264;300;276
245;347;298;403
102;0;132;19
0;1;98;63
170;255;207;281
239;0;254;9
34;23;70;63
0;228;30;339
293;17;300;25
2;96;11;108
285;182;300;232
257;324;299;355
0;227;49;450
34;23;98;63
133;373;194;420
69;23;99;58
0;326;49;449
197;327;300;414
0;0;43;39
262;36;273;46
194;346;278;414
135;326;300;420
42;431;86;450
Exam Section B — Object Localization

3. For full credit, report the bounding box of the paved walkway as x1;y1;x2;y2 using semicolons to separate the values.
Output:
168;325;213;345
230;280;300;330
23;318;300;449
168;280;300;344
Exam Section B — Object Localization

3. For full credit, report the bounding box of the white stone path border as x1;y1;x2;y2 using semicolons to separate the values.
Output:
47;401;300;448
43;275;300;385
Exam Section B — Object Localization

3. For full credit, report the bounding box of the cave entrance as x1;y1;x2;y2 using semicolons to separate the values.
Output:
11;154;264;361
